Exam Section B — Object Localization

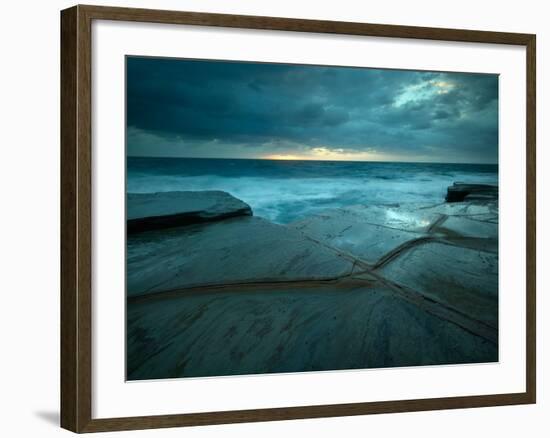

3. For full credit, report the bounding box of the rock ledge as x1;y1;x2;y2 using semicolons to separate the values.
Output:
445;183;498;202
127;191;252;234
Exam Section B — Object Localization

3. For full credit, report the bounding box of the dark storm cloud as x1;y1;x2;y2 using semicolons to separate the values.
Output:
126;57;498;163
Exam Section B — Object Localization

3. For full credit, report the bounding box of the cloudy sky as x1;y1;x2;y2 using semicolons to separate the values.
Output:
126;56;498;164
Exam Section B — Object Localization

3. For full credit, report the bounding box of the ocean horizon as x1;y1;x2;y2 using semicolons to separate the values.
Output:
127;156;498;224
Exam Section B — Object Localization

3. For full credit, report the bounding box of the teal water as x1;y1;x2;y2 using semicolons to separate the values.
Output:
127;157;498;223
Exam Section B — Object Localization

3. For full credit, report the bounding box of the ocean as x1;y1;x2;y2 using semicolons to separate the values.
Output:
127;157;498;224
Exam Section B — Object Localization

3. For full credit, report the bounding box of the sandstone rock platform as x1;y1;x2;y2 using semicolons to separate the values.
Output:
126;188;499;380
127;191;252;234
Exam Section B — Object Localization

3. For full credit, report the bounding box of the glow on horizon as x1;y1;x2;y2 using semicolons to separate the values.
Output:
264;154;304;161
264;155;386;162
128;132;497;164
264;146;390;162
128;153;498;164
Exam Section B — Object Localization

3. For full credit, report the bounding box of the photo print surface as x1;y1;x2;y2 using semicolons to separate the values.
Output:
126;56;499;380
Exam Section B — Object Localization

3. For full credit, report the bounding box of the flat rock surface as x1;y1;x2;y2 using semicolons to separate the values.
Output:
379;241;498;328
446;183;498;202
127;191;252;233
418;200;499;222
433;215;498;240
288;201;499;328
288;203;450;266
291;208;422;265
126;191;500;379
127;282;497;380
127;216;355;297
298;204;442;233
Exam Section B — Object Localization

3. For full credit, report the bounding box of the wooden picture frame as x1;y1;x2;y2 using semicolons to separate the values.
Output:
61;4;536;433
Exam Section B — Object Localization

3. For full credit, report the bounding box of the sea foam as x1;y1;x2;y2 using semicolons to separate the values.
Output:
127;157;498;224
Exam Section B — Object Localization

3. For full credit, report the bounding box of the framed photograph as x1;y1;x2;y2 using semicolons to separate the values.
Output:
60;4;536;433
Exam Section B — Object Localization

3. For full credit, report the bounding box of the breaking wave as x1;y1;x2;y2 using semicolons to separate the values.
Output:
127;157;498;224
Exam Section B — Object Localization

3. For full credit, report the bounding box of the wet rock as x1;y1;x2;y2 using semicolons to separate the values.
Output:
126;190;500;379
315;204;441;232
378;241;498;328
445;183;498;203
127;282;497;380
290;207;433;265
127;191;253;234
418;201;499;222
432;215;498;240
127;216;354;297
290;200;499;328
